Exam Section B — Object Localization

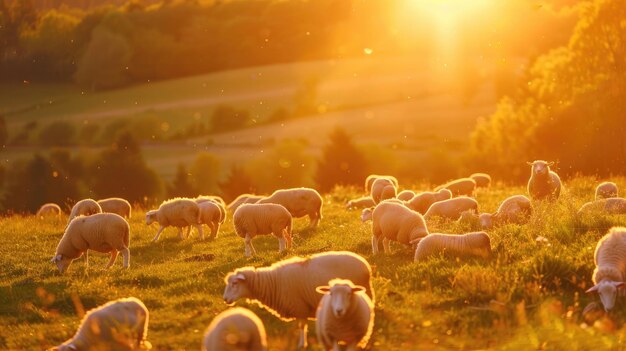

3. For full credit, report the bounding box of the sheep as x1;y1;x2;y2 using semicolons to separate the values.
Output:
202;307;267;351
36;203;61;218
51;213;130;273
367;201;429;254
315;279;374;351
228;194;264;212
405;189;453;213
586;227;626;311
578;198;626;215
396;190;416;202
370;178;397;204
197;195;226;207
97;197;132;218
345;196;375;210
527;160;562;201
596;182;619;200
233;203;293;257
470;173;492;188
424;197;479;221
51;297;150;351
68;198;102;223
257;187;323;227
478;195;532;229
413;232;492;261
435;178;477;197
223;251;373;349
364;174;398;193
199;200;226;240
146;198;203;242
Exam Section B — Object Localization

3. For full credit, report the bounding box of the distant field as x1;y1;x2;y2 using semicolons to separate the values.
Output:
1;178;624;350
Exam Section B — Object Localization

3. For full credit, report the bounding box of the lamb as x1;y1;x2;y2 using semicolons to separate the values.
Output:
345;196;375;210
50;297;150;351
413;232;492;261
370;178;397;204
364;174;398;193
596;182;619;200
68;198;102;223
470;173;492;188
586;227;626;311
527;160;561;201
228;194;264;212
479;195;532;229
223;251;373;349
146;198;203;242
197;195;226;207
233;203;293;257
51;213;130;273
365;201;429;254
315;279;374;351
435;178;476;197
424;197;479;221
405;189;453;213
579;198;626;215
97;197;132;218
202;307;267;351
198;200;226;240
396;190;416;201
257;187;323;227
36;203;61;218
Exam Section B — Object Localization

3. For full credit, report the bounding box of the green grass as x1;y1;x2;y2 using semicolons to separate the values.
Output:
2;178;626;350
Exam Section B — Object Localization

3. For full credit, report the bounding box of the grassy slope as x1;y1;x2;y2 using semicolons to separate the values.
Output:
1;177;626;350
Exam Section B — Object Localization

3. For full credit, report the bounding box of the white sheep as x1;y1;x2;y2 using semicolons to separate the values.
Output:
233;203;293;257
405;189;453;213
51;297;150;351
424;197;479;221
578;198;626;215
470;173;492;188
413;232;492;261
68;198;102;223
364;174;398;193
370;178;397;204
527;160;561;201
315;279;374;351
197;195;226;207
363;201;429;254
396;190;416;202
257;187;323;227
435;178;477;197
202;307;267;351
97;197;132;218
479;195;532;229
586;227;626;311
596;182;619;200
345;196;375;210
223;251;374;349
36;203;62;218
228;194;264;212
198;200;226;240
51;213;130;273
146;198;203;242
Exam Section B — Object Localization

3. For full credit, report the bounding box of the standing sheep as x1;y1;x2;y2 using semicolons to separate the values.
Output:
233;203;293;257
586;227;626;311
199;201;226;240
223;251;374;349
202;307;267;351
365;201;429;254
51;213;130;273
228;194;264;212
36;203;62;218
346;196;376;210
435;178;477;197
479;195;532;229
50;297;150;351
316;279;374;351
405;189;453;214
470;173;492;188
257;188;323;227
424;197;479;221
370;178;397;204
146;198;203;242
397;190;416;202
364;174;398;193
414;232;492;261
68;199;102;223
97;197;132;218
596;182;619;200
579;198;626;215
527;160;562;201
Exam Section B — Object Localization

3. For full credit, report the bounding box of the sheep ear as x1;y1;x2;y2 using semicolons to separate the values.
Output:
50;254;61;263
351;286;366;293
585;285;599;293
526;161;534;165
410;238;423;245
68;343;78;350
547;161;555;166
234;273;246;281
615;282;625;288
316;286;330;294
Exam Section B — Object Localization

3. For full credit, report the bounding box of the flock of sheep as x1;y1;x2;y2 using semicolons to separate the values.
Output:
36;159;626;350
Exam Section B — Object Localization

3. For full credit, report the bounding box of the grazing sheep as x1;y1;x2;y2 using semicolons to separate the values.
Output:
345;196;375;210
202;307;267;351
596;182;619;200
228;194;264;212
396;190;416;202
365;174;398;193
316;279;374;351
257;188;323;227
197;195;226;207
405;189;453;213
68;199;102;223
97;197;132;218
233;203;293;257
578;198;626;215
527;160;562;201
479;195;532;229
51;297;150;351
368;201;429;254
424;197;479;221
146;198;203;242
198;201;226;240
470;173;492;188
370;178;397;204
51;213;130;273
414;232;492;261
586;227;626;311
36;203;61;218
223;251;373;349
435;178;477;197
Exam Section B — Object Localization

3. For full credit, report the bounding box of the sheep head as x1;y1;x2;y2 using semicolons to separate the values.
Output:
527;160;553;176
316;279;365;318
223;271;252;305
360;208;373;222
145;211;157;225
586;280;625;311
51;254;73;274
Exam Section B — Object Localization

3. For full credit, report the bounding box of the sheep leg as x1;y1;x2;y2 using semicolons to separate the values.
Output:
372;236;379;255
309;213;319;228
196;224;204;240
120;247;130;268
105;250;118;269
284;228;292;249
152;226;165;242
383;237;391;253
297;319;308;349
278;237;286;253
210;222;219;240
244;234;255;257
84;250;89;267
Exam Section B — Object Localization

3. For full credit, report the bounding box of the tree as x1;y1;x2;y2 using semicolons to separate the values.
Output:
219;164;255;202
167;163;197;198
315;128;368;192
190;152;221;195
210;105;251;132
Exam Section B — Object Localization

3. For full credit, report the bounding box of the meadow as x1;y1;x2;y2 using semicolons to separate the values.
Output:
1;177;626;350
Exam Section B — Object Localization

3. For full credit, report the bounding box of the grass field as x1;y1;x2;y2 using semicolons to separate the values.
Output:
1;177;626;350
